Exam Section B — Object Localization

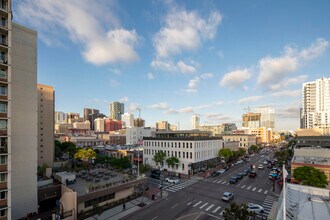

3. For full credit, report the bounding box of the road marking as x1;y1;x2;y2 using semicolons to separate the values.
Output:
252;187;257;191
206;204;214;211
213;180;218;183
212;206;221;213
151;216;158;220
226;183;229;185
171;203;178;208
258;189;262;193
220;210;224;216
247;186;251;190
217;180;222;183
207;213;221;219
200;203;208;209
221;181;226;184
264;190;268;194
193;201;202;207
241;185;246;189
187;200;195;205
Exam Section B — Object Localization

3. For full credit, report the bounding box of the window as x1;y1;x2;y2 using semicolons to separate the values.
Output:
182;163;185;170
0;191;6;200
0;209;6;217
0;173;5;182
0;69;5;78
190;143;192;148
0;102;5;113
0;120;6;130
190;152;192;159
0;86;6;96
0;156;5;164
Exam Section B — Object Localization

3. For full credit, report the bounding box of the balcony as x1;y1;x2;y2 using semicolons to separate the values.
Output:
0;58;7;68
0;130;6;137
0;164;6;172
0;1;8;18
0;147;6;154
0;199;6;208
0;39;7;49
0;21;7;31
0;182;6;190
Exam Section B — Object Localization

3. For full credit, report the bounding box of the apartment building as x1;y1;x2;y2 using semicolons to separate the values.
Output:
55;111;67;124
110;101;124;120
197;123;237;136
121;113;134;128
250;127;273;144
143;131;224;176
156;121;170;130
126;127;155;145
94;117;105;132
67;112;80;124
222;134;257;149
37;84;54;167
191;115;200;129
134;118;145;127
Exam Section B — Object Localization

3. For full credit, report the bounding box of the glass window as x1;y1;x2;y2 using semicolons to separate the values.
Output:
0;209;6;217
0;86;6;95
0;173;5;182
0;69;5;78
0;191;5;200
0;156;5;164
0;120;5;129
0;102;5;113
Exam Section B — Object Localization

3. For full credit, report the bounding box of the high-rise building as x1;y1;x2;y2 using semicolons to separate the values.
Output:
156;121;170;130
110;101;124;120
67;112;80;124
191;115;200;129
6;8;39;218
105;119;123;132
242;106;275;129
121;113;134;128
242;112;261;128
37;84;54;168
134;118;145;127
301;78;330;133
83;108;105;130
94;118;105;132
55;111;67;124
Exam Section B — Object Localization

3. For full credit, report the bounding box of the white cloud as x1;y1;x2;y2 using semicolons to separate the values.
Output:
109;68;121;75
120;96;129;102
110;79;120;87
147;102;170;110
147;72;154;80
269;75;308;91
176;60;197;73
151;59;197;74
153;7;222;57
271;89;301;97
205;113;231;121
178;107;194;113
183;73;214;94
15;0;140;65
276;105;300;118
200;73;213;79
128;103;141;113
220;68;252;87
238;96;263;104
164;108;179;114
257;38;328;89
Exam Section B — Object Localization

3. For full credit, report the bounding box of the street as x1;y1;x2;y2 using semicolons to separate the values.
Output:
122;152;281;220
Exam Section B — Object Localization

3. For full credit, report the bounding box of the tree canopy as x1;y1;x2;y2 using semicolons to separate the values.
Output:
219;148;233;161
293;166;328;188
74;148;96;161
153;151;167;167
223;202;255;220
109;157;132;170
166;156;180;169
249;145;258;152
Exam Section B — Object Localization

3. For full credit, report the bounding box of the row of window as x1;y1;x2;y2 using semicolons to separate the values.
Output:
85;192;115;208
144;149;193;160
145;141;193;149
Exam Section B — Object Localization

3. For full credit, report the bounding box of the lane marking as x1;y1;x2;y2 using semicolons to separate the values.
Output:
222;181;226;184
187;200;195;205
220;210;224;216
200;203;208;209
217;180;222;183
226;183;229;185
171;203;178;208
247;186;251;190
206;204;214;211
264;190;268;194
151;216;158;220
258;189;262;193
252;187;257;191
207;213;221;220
213;180;218;183
212;206;221;213
241;185;246;189
193;201;202;207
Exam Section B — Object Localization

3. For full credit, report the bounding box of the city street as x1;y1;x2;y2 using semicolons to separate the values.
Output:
122;152;281;220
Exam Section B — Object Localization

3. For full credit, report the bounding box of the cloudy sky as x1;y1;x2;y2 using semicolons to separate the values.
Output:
13;0;330;130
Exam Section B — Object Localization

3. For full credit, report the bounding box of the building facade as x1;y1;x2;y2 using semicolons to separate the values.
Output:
55;123;73;134
191;115;200;129
134;118;145;127
250;127;273;144
126;127;155;145
222;134;257;149
301;78;330;134
110;102;124;120
105;119;122;132
73;121;90;130
197;123;237;136
55;111;67;124
242;112;261;128
143;131;224;175
156;121;169;130
94;118;105;132
121;113;134;128
67;112;80;124
37;84;54;167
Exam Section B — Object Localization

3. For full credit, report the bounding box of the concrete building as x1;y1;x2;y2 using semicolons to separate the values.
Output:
156;121;169;130
37;84;54;167
197;123;237;136
105;118;122;132
55;123;73;134
143;131;224;176
301;78;330;134
67;112;80;124
73;121;90;130
8;17;39;218
170;124;178;131
126;127;155;145
191;115;200;129
121;113;134;128
94;117;105;132
250;127;273;144
254;106;275;129
222;134;257;149
110;101;124;120
55;111;67;124
68;136;106;147
242;112;261;128
83;108;105;130
296;136;330;148
296;128;323;136
134;118;145;127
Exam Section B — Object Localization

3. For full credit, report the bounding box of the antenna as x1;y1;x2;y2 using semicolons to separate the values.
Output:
136;108;141;118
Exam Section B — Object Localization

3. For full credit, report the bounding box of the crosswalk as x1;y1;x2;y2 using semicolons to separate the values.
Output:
260;196;278;217
164;179;198;193
204;178;269;195
187;200;224;216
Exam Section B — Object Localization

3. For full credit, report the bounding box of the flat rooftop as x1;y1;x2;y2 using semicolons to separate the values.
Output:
292;156;330;166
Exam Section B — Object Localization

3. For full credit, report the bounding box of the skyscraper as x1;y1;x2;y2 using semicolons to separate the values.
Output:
254;106;275;129
37;84;54;168
83;108;104;130
5;4;39;217
121;113;134;128
110;101;124;120
301;78;330;133
191;115;200;129
55;111;67;124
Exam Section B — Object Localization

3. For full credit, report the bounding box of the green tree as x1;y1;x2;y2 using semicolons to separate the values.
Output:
153;151;167;168
223;202;255;220
293;166;328;188
219;148;233;162
74;148;96;161
166;156;180;173
95;154;111;164
139;164;151;174
109;157;132;170
249;145;258;153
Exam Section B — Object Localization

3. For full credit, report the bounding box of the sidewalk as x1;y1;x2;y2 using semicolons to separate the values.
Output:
86;188;169;220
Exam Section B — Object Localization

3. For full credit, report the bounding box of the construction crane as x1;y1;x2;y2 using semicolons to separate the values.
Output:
136;108;141;118
243;106;251;128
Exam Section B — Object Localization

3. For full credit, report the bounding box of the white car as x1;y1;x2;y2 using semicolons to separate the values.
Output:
263;161;268;165
247;203;264;213
222;192;234;202
258;164;264;169
216;169;226;174
165;177;179;184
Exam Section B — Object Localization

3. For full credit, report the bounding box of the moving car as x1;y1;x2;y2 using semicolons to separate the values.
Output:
258;164;264;170
165;177;179;184
247;203;264;213
229;176;239;184
269;171;278;180
222;192;234;201
249;171;257;178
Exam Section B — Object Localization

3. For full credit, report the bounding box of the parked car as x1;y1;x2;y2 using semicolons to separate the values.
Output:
267;164;273;169
165;177;179;184
247;203;264;213
258;165;264;170
249;171;257;178
229;176;239;184
224;166;229;171
150;174;160;179
211;171;218;177
236;173;243;179
263;161;268;165
222;192;234;201
216;169;226;175
242;170;248;176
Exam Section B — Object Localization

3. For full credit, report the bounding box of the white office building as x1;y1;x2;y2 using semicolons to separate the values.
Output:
254;106;275;129
121;113;134;128
191;115;200;129
301;78;330;134
94;118;105;132
143;131;224;176
126;127;156;145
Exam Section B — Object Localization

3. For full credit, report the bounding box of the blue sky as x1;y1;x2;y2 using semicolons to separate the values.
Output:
13;0;330;130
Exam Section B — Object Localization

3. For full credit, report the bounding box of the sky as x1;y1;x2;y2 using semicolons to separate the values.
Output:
12;0;330;130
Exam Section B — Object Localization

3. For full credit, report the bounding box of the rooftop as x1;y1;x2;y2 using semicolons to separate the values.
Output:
292;156;330;166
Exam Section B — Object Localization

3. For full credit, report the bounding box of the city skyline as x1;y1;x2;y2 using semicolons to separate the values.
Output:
13;0;330;130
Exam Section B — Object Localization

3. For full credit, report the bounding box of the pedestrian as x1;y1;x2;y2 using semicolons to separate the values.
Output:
122;203;126;211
